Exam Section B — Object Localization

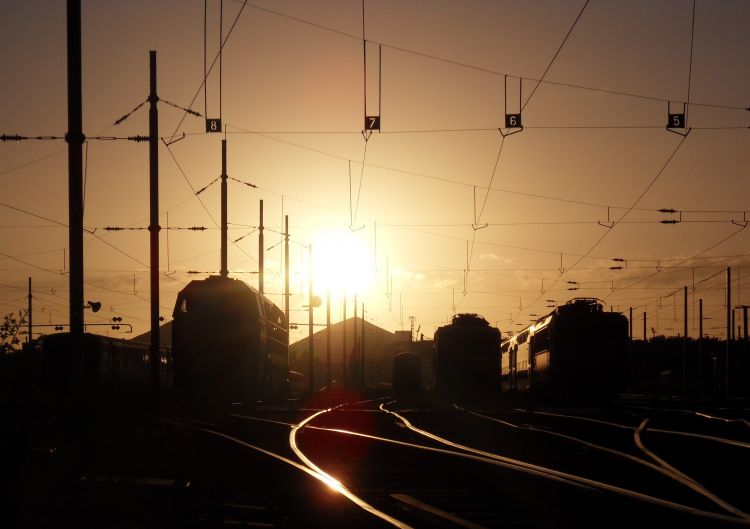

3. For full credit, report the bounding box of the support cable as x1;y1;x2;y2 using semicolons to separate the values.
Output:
167;0;247;142
514;133;690;321
522;0;589;112
230;0;745;112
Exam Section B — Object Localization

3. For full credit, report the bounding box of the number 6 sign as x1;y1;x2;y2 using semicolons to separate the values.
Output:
505;114;522;129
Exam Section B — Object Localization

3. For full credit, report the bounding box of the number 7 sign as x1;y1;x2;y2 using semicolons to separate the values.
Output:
365;115;380;131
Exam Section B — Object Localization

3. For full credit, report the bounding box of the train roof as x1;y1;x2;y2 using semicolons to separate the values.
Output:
501;298;613;345
179;275;258;295
445;313;491;326
173;275;284;322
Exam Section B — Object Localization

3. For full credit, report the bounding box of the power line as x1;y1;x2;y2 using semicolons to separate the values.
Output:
235;0;747;112
521;0;590;112
223;125;747;216
167;0;248;142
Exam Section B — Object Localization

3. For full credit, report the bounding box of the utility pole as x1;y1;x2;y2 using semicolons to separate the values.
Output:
643;311;647;342
148;50;160;389
628;307;633;341
683;286;688;395
342;292;347;389
308;244;314;395
698;298;703;378
27;277;32;343
220;139;228;277
284;215;289;330
326;289;331;388
66;0;84;350
361;302;365;388
259;200;264;293
353;293;358;388
628;306;633;375
726;267;731;397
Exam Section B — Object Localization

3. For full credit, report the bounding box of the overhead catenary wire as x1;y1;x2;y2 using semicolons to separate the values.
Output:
521;0;590;112
514;132;691;321
231;0;747;111
167;0;247;143
220;125;748;216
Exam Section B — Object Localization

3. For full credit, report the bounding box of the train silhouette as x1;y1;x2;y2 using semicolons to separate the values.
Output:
500;298;629;399
172;275;288;403
432;299;629;401
20;275;288;404
30;332;171;394
433;313;502;400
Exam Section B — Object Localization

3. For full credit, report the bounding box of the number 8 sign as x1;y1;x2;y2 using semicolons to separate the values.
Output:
206;118;222;133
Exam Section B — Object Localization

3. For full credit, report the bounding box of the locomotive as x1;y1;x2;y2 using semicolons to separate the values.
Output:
171;275;288;402
501;298;628;399
433;314;501;400
392;351;422;395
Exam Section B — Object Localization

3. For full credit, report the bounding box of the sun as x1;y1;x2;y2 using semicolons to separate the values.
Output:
310;230;374;296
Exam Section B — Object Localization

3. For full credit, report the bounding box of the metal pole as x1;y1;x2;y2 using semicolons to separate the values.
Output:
628;306;633;376
27;277;32;343
220;139;228;277
66;0;84;347
643;311;647;342
326;288;331;388
699;298;703;378
361;302;365;388
683;286;687;394
726;267;731;397
308;244;314;395
148;50;160;389
353;293;358;388
629;307;633;342
284;215;289;331
342;292;347;389
259;200;264;293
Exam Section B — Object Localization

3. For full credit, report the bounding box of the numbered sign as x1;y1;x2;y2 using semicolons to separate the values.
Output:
505;113;522;128
667;113;685;129
206;118;222;133
365;115;381;131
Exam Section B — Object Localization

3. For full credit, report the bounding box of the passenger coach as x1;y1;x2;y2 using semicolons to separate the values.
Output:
501;298;628;399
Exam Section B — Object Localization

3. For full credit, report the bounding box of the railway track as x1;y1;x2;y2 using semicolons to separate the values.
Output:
179;398;750;528
8;393;749;528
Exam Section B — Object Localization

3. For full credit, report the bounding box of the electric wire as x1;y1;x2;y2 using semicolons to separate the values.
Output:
521;0;590;112
167;0;247;143
232;0;747;111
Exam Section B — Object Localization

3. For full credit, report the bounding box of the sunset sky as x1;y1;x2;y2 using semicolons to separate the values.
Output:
1;0;748;343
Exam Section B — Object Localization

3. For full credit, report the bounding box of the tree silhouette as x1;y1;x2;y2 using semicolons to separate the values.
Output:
0;310;27;354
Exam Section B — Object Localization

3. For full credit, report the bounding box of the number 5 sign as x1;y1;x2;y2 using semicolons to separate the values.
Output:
667;113;685;129
206;118;222;133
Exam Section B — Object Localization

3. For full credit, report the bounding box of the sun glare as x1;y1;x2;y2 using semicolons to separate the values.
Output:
310;230;374;296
